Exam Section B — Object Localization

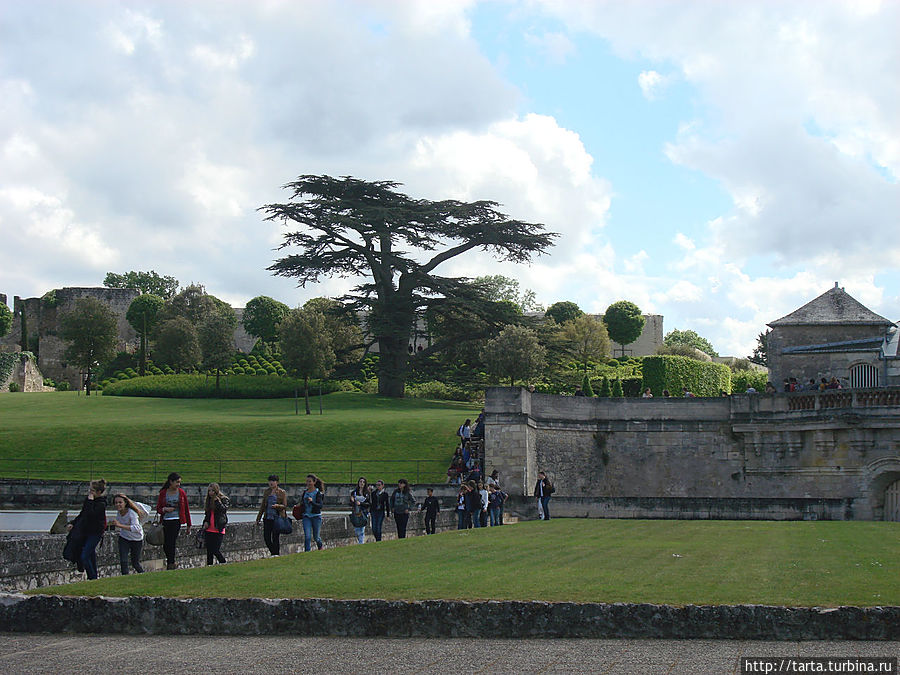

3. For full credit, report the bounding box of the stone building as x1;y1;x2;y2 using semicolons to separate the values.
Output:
767;283;899;389
0;287;257;389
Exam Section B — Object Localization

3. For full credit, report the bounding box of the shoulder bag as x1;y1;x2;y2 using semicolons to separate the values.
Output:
145;518;165;547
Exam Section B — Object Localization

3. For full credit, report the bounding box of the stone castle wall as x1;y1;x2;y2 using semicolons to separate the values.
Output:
0;287;258;389
484;387;900;520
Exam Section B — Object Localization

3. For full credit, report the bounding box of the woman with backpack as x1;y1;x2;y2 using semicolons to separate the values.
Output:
349;477;370;544
67;479;108;579
390;478;417;539
202;483;229;565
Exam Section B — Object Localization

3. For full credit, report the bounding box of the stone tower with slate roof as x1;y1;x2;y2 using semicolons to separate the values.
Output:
767;283;898;389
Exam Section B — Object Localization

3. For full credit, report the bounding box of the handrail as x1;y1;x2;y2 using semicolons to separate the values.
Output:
785;387;900;411
0;458;448;485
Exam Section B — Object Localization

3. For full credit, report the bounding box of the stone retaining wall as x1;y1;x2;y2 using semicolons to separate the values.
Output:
0;512;458;592
1;594;897;640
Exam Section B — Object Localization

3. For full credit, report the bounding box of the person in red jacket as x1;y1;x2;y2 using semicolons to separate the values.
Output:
156;472;191;570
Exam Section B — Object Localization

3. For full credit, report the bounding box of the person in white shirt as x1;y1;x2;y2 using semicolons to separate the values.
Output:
112;493;145;574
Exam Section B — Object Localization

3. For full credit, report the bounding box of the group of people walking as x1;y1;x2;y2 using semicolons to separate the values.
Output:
347;477;429;543
455;471;509;529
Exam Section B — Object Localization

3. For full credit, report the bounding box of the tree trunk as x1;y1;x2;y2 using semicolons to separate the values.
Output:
304;375;311;415
376;335;408;397
215;368;221;392
139;312;147;376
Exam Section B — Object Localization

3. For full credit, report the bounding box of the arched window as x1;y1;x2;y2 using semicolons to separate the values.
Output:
849;363;879;389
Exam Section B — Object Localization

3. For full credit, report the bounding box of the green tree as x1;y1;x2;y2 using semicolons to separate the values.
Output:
562;314;610;373
581;373;594;397
302;297;364;366
153;317;201;373
199;313;236;391
604;301;645;356
0;302;12;337
104;270;179;299
748;331;769;367
279;307;336;414
664;329;718;357
242;296;289;347
59;298;118;396
263;175;556;397
473;275;542;313
126;294;165;376
161;284;235;327
545;301;583;326
611;377;624;397
481;324;547;386
598;375;611;397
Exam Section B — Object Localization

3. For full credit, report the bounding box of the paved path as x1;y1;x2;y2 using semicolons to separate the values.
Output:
1;634;897;674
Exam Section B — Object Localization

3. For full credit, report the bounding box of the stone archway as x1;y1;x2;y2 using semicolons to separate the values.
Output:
862;457;900;521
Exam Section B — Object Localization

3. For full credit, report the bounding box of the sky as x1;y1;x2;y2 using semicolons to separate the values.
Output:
1;0;898;358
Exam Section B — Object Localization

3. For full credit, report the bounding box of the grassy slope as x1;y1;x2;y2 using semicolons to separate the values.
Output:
0;392;475;483
41;520;900;607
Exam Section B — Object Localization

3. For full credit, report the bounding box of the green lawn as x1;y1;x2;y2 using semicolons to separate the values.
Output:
39;520;900;607
0;391;475;484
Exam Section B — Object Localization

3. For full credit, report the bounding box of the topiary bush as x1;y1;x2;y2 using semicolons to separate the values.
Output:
598;376;611;397
641;355;731;397
611;377;623;397
621;376;643;397
581;373;594;397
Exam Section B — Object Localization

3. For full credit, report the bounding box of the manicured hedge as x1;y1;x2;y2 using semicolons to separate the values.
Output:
731;369;768;393
102;374;344;399
641;355;731;397
621;376;643;397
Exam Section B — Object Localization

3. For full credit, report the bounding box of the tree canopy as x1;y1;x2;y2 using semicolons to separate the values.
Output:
604;301;645;355
482;324;546;387
199;313;236;390
748;331;769;366
153;317;201;373
472;275;542;313
0;303;12;338
545;301;583;325
242;295;289;346
279;306;336;414
664;329;718;357
126;294;165;375
59;297;118;395
562;314;610;372
104;270;179;299
263;175;556;397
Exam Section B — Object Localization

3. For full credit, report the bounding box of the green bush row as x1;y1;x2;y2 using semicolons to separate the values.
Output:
641;355;731;397
404;380;482;402
102;374;345;399
731;369;768;393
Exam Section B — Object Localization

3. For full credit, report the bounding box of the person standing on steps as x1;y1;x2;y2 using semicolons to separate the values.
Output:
255;474;287;557
157;472;191;570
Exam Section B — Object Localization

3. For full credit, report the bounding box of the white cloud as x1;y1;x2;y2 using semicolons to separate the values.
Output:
525;31;576;65
637;69;667;100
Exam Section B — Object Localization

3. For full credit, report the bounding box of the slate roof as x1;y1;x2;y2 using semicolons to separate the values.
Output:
768;283;894;327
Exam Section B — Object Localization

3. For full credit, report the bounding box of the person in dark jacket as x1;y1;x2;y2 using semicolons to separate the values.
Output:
368;480;390;542
422;488;440;535
202;483;229;565
389;479;417;539
463;480;480;528
534;471;554;521
67;479;108;579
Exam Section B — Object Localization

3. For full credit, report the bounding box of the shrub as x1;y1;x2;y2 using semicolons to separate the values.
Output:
405;380;480;402
581;373;594;397
611;378;623;397
102;374;345;399
232;366;245;375
731;369;768;393
642;355;731;397
621;376;643;397
598;376;611;397
55;380;70;391
8;382;19;392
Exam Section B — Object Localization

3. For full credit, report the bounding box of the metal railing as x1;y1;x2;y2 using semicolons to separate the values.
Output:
0;458;449;486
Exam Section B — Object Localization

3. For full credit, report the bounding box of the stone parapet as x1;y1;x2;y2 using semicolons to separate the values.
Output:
0;594;896;640
0;512;457;592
